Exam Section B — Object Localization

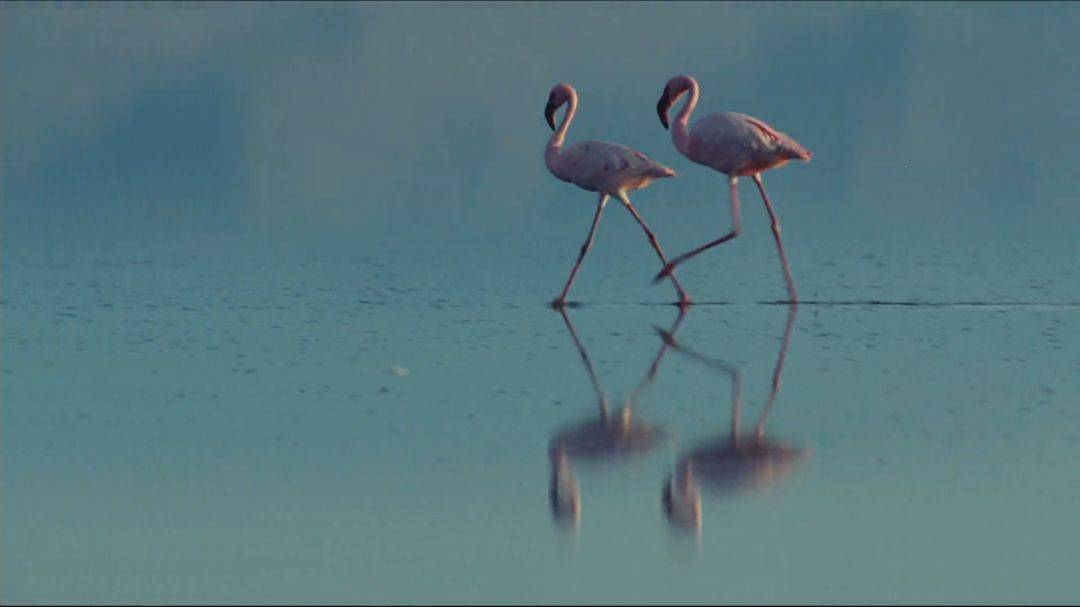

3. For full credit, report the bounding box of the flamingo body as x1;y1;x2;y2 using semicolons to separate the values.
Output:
549;407;664;462
547;139;675;196
685;111;811;177
682;439;807;495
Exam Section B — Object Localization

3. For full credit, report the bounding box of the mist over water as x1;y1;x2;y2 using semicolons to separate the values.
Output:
3;2;1080;603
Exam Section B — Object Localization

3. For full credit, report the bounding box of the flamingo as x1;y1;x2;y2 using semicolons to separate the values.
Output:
544;82;692;307
548;306;687;529
654;75;813;303
660;306;809;536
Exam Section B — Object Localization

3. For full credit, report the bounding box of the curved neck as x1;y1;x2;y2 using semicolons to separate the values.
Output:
675;78;699;126
548;94;577;153
672;78;699;157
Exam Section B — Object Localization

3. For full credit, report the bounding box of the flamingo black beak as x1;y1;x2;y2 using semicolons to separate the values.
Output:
656;89;672;130
544;99;559;131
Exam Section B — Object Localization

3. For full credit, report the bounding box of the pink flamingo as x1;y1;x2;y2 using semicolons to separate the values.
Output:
660;306;808;536
547;306;687;528
544;83;692;307
654;75;813;303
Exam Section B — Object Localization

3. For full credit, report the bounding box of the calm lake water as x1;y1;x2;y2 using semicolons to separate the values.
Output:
4;244;1079;603
3;2;1080;604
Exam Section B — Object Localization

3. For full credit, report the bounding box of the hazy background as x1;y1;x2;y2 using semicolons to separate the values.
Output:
5;3;1080;603
4;2;1079;269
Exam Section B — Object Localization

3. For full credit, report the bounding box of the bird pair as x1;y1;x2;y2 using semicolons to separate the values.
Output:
544;74;813;308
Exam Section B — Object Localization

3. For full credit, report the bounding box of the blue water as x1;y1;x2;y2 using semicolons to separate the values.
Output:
4;247;1078;603
4;2;1080;604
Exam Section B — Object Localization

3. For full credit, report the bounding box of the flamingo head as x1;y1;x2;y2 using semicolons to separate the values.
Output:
548;450;581;528
662;464;702;536
657;75;697;130
545;82;576;131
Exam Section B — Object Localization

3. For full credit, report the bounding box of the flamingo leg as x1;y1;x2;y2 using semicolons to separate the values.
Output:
653;176;742;284
659;330;743;445
554;194;608;307
752;174;799;303
617;193;693;306
556;305;610;419
627;306;688;405
754;304;797;440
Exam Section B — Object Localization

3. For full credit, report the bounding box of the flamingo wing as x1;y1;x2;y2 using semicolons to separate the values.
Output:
557;140;674;192
731;112;813;163
689;112;811;174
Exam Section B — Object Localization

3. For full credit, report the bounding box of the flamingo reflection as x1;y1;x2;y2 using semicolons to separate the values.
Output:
661;306;809;536
549;306;687;529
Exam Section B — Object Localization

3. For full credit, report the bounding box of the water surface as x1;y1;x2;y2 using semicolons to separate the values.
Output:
4;2;1080;603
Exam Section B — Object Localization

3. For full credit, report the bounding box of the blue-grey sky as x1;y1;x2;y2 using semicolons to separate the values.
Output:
4;2;1079;261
